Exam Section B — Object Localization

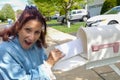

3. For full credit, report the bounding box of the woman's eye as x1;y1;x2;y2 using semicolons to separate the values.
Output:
25;28;31;33
35;31;41;35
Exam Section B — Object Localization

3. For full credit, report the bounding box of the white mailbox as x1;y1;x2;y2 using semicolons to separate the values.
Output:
53;24;120;75
77;25;120;62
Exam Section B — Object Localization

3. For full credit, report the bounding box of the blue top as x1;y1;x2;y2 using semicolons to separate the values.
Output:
0;37;50;80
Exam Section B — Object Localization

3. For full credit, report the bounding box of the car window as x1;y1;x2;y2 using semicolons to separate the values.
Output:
71;11;76;14
77;11;82;13
104;6;120;14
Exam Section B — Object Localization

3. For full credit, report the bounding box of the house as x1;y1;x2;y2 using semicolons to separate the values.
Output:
86;0;105;17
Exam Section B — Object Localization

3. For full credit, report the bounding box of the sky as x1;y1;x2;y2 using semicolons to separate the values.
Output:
0;0;28;11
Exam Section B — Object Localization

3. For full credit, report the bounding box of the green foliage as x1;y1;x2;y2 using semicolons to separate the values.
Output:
33;1;56;17
101;0;117;14
59;9;65;15
16;10;23;14
0;4;15;21
31;0;84;17
53;0;83;14
116;0;120;5
0;11;5;21
16;9;23;19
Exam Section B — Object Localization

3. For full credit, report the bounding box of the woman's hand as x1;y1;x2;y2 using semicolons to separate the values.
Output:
46;49;64;67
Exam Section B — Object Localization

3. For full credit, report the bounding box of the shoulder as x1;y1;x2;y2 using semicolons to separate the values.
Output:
0;41;13;60
0;41;14;53
0;41;10;50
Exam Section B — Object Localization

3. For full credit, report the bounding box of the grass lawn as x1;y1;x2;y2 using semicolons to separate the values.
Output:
47;20;86;33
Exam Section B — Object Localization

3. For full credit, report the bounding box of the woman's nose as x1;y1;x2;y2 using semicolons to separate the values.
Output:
29;33;35;41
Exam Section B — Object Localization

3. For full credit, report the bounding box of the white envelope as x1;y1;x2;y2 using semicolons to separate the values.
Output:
55;39;83;61
53;39;86;71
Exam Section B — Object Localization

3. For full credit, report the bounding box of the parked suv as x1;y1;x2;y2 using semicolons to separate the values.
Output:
69;9;89;21
57;9;90;23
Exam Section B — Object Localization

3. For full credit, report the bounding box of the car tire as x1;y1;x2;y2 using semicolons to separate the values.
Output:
82;16;88;21
108;20;118;24
62;18;67;24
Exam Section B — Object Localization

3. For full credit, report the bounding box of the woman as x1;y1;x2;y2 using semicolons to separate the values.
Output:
0;5;64;80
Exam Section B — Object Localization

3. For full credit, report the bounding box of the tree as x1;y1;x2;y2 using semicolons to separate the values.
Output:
28;0;56;21
16;9;23;20
31;0;83;22
1;4;15;21
0;10;5;21
35;2;55;17
116;0;120;5
101;0;117;14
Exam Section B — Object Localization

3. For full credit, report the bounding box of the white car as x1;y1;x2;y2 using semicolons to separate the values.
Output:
57;9;90;23
69;9;89;21
86;6;120;27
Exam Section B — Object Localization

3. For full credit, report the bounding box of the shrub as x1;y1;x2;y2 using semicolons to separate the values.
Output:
101;0;117;14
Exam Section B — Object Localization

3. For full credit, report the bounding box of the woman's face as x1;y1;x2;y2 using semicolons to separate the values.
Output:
18;19;42;49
